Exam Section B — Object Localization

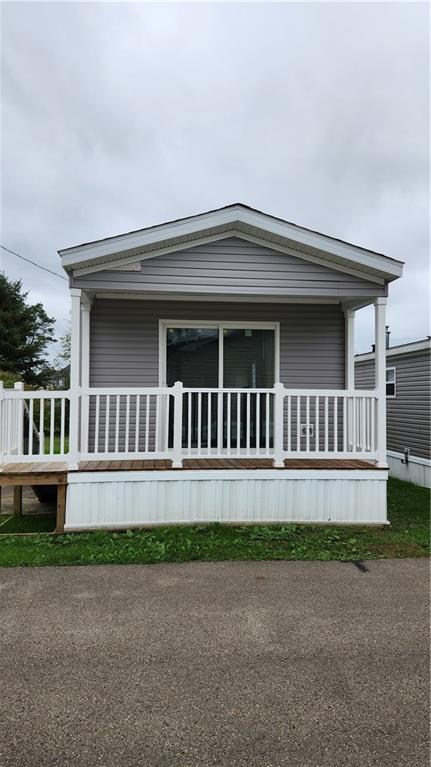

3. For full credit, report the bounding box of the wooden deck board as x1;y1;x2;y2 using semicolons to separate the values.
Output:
0;462;68;475
77;458;381;472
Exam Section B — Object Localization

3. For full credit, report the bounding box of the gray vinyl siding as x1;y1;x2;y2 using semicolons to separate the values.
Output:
355;349;431;460
90;299;345;389
74;237;385;297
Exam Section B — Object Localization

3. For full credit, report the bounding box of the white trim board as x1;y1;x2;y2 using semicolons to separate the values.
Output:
95;292;344;305
60;204;403;281
67;469;388;483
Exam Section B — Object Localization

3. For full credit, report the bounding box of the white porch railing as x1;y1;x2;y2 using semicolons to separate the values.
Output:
0;383;70;463
0;381;381;467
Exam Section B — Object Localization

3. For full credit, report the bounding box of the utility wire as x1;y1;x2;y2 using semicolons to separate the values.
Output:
0;244;68;281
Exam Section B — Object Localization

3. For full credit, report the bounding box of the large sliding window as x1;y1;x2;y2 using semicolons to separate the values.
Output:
162;321;279;389
162;321;279;449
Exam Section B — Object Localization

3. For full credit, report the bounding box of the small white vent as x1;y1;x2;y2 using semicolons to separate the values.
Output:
107;261;141;272
300;424;314;438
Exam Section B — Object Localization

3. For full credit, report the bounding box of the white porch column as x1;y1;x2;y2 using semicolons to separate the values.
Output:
344;309;355;390
69;288;82;469
375;297;387;467
80;293;92;455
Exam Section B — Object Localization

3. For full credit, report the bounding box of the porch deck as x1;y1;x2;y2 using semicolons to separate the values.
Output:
0;457;382;477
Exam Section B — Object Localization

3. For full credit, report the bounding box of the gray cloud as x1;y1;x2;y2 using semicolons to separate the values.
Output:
1;1;429;353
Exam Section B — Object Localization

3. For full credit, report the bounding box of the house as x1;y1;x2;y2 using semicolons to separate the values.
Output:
0;204;404;531
356;337;430;488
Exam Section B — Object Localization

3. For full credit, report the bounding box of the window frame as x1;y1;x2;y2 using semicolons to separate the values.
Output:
386;366;396;398
159;319;280;387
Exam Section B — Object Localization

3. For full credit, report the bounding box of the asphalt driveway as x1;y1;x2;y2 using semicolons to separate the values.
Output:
0;559;429;767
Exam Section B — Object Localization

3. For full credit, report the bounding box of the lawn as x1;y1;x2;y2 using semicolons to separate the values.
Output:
0;477;429;567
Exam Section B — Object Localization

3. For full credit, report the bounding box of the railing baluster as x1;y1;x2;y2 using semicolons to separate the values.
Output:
352;396;356;453
227;392;231;455
297;395;301;452
266;393;270;455
125;395;130;453
287;395;291;453
197;392;202;454
315;396;319;453
39;399;44;455
246;392;250;456
256;392;260;455
343;396;347;453
187;392;192;455
324;397;329;453
164;394;170;452
155;395;160;453
306;396;310;452
361;396;366;452
207;392;211;454
135;395;140;453
145;394;149;453
217;391;223;455
333;397;338;453
60;398;65;455
105;395;110;453
28;399;34;455
94;395;100;453
371;397;375;452
115;395;120;453
237;392;241;455
365;398;369;451
49;398;55;455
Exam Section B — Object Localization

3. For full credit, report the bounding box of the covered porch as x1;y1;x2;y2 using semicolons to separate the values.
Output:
0;296;389;469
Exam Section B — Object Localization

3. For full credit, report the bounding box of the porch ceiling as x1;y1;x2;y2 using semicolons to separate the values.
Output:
59;203;403;284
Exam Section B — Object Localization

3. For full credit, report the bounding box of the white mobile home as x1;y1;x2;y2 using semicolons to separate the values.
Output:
0;205;404;530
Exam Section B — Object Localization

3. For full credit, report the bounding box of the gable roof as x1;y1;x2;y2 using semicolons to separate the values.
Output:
59;203;404;283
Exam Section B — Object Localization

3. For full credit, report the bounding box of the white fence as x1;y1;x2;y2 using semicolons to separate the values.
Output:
0;381;380;467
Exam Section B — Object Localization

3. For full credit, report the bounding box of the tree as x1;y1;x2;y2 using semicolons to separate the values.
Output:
55;328;71;367
0;272;56;386
53;327;71;388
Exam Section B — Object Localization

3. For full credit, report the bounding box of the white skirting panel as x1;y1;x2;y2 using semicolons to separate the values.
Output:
388;451;431;489
65;469;388;530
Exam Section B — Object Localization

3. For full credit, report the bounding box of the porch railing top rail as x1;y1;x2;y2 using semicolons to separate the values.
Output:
1;386;378;398
0;389;70;399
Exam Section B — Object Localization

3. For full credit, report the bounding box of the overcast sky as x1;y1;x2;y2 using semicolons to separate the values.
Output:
1;1;429;355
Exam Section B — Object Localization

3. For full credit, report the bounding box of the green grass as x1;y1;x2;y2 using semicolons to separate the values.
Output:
43;435;69;454
0;478;429;567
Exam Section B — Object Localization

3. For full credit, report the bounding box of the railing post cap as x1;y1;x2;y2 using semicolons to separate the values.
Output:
14;382;24;390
